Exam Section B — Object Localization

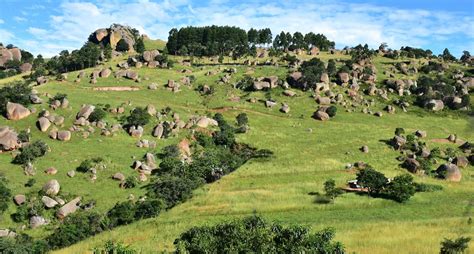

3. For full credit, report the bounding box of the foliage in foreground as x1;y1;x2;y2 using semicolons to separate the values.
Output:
440;236;471;254
174;215;344;253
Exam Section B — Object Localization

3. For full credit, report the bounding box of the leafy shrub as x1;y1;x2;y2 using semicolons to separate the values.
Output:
146;175;203;208
326;106;337;117
89;107;107;123
123;176;138;189
47;211;104;249
440;236;471;254
395;127;405;136
0;234;48;254
25;178;36;187
106;201;136;228
12;140;49;165
384;174;416;203
49;93;67;103
77;157;104;173
134;199;165;220
236;113;248;126
0;175;11;215
126;107;150;127
324;179;343;200
174;215;345;253
93;240;137;254
17;130;30;143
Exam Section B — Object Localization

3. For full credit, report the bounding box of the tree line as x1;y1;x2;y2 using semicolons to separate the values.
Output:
166;26;335;57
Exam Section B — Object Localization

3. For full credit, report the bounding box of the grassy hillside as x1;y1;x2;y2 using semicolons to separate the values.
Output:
0;51;472;253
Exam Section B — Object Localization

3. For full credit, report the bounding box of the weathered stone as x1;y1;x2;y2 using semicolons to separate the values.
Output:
280;103;290;113
453;156;469;168
56;197;81;219
30;216;47;228
42;179;60;196
0;126;19;151
415;130;427;138
313;111;329;121
153;124;164;138
67;170;76;178
6;102;30;120
37;117;51;132
13;194;26;206
77;105;95;120
436;164;462;182
45;167;58;175
42;196;59;208
196;117;218;128
112;172;125;181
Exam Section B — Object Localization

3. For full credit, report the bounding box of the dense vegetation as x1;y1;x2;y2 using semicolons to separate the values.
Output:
174;215;344;253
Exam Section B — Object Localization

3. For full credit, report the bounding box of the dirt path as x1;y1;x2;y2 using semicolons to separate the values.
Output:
93;86;140;91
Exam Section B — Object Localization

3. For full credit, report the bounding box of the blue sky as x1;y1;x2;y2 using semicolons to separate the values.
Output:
0;0;473;57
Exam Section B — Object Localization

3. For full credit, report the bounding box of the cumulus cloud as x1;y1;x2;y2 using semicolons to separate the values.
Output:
9;0;474;57
14;16;27;22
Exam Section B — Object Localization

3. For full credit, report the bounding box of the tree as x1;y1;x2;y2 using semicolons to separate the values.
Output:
440;236;471;254
0;175;11;215
327;59;337;77
33;54;44;68
88;107;106;122
126;107;150;127
248;28;259;45
441;48;456;62
134;37;145;54
0;81;32;115
291;32;305;50
236;113;248;126
460;51;471;63
258;28;272;46
106;201;136;227
385;174;416;203
166;28;179;55
324;179;343;200
356;168;387;196
116;39;130;52
351;44;375;63
12;140;49;165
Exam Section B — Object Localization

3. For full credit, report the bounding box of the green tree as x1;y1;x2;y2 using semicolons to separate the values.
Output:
126;107;150;127
134;37;145;54
324;179;343;200
248;28;259;45
441;48;456;62
356;168;387;196
385;174;416;203
327;59;337;77
460;51;471;63
0;175;11;215
0;81;32;115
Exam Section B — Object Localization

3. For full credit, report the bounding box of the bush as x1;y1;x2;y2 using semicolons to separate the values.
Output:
324;179;343;200
440;236;471;254
326;106;337;117
384;174;416;203
0;175;11;215
0;81;32;115
77;157;104;173
236;113;248;126
47;211;104;249
146;175;203;208
414;182;443;192
395;127;405;136
25;178;36;187
134;199;165;220
49;93;67;103
126;107;150;127
123;176;138;189
0;234;48;254
106;201;136;228
93;240;137;254
17;130;30;143
12;140;49;165
174;215;345;253
89;107;107;122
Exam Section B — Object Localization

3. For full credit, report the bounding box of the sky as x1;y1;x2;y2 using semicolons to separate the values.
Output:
0;0;473;57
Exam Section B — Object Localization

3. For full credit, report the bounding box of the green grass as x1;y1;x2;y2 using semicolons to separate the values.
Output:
143;38;166;51
0;53;472;253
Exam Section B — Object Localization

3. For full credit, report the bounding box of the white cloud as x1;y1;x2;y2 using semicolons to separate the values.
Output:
7;0;474;57
0;29;14;43
14;16;27;22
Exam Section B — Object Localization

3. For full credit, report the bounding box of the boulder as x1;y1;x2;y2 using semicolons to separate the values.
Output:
0;229;17;238
403;158;420;173
146;104;156;116
313;111;329;121
36;76;48;85
320;73;329;83
77;105;95;120
0;126;19;151
126;71;138;80
37;117;51;132
264;76;279;88
453;156;469;168
280;103;290;114
57;131;71;141
56;197;81;219
42;196;59;208
316;97;331;105
448;134;456;143
100;68;111;78
265;100;277;108
283;90;296;97
42;179;60;196
178;139;192;160
360;145;369;153
6;102;30;120
30;94;43;104
13;194;26;206
253;81;270;90
112;172;125;181
30;216;47;228
415;130;427;138
196;117;218;128
148;83;158;90
152;124;164;138
145;152;157;169
436;164;462;182
94;28;108;42
338;72;350;83
19;63;32;73
391;135;406;150
427;99;444;111
45;167;58;175
67;170;76;178
129;126;144;138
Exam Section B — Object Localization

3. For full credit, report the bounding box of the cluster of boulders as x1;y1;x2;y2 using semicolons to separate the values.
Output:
11;179;83;228
0;47;22;68
252;76;279;90
131;152;157;180
90;24;138;52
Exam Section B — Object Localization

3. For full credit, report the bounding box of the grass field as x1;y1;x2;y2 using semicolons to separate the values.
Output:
0;50;472;253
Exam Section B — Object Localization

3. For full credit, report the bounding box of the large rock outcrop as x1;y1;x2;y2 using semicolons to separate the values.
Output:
0;47;22;67
0;126;19;151
89;24;138;51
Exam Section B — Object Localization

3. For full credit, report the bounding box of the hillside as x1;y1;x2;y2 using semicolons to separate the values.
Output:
0;28;473;253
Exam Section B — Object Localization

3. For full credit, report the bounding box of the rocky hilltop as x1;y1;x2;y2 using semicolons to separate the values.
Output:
88;24;140;52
